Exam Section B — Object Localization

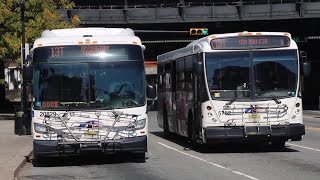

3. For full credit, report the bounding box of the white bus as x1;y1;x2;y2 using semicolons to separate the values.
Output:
157;32;310;148
27;28;156;159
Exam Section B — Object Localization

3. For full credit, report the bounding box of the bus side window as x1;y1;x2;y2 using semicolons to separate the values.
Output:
185;56;193;91
177;58;185;90
171;61;176;92
158;64;163;90
164;63;171;90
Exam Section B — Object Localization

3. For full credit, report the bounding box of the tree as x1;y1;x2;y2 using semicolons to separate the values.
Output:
0;0;80;64
0;0;80;105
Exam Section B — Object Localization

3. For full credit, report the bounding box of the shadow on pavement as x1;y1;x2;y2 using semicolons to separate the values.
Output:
0;100;19;121
150;131;299;154
32;152;147;167
0;114;14;120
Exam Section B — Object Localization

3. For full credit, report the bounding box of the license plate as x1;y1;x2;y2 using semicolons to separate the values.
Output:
248;114;261;121
85;130;97;136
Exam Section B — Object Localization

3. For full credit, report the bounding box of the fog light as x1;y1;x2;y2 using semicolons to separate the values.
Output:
212;118;217;122
291;115;296;119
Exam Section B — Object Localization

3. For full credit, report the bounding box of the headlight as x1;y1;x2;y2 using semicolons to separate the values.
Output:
126;118;146;131
34;123;55;134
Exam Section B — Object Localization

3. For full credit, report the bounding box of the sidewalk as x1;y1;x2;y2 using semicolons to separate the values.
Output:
0;113;33;180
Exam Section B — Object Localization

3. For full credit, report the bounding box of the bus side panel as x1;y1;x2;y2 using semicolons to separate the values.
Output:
176;58;187;137
157;64;164;128
157;62;177;134
176;55;198;138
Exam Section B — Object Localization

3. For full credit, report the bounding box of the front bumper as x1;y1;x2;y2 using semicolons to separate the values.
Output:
34;136;147;157
204;124;305;143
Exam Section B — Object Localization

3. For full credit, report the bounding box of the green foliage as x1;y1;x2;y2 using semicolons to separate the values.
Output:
0;79;6;85
0;0;80;63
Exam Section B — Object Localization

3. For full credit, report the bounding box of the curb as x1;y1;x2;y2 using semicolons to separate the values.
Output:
14;149;33;180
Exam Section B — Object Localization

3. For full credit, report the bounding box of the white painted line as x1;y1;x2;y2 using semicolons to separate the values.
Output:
157;142;259;180
232;171;260;180
287;143;320;152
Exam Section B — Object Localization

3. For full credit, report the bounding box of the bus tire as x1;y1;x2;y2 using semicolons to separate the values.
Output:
163;108;171;138
271;139;286;149
291;136;302;141
134;152;146;161
32;154;46;167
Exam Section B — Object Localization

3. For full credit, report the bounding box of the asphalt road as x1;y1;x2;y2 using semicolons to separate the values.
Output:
20;111;320;180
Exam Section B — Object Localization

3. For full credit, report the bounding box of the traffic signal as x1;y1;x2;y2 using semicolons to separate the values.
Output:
190;28;208;35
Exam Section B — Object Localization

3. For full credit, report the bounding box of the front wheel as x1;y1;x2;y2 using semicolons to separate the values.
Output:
132;152;146;162
32;153;47;167
136;152;146;159
271;139;286;149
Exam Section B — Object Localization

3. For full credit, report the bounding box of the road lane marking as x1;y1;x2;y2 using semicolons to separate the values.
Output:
287;143;320;152
303;115;317;118
305;126;320;131
232;171;261;180
157;142;259;180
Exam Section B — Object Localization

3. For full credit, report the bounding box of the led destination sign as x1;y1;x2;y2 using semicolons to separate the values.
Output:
210;36;290;50
33;45;143;62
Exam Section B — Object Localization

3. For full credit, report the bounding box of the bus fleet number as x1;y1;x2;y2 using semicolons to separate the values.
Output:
218;110;232;117
41;101;59;108
39;112;57;117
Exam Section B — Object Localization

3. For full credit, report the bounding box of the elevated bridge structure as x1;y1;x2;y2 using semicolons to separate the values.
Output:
59;0;320;109
61;1;320;24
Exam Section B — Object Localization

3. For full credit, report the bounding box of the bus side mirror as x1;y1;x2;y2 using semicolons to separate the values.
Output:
193;61;203;75
302;62;311;77
300;51;311;77
141;45;146;51
24;66;33;83
146;84;156;99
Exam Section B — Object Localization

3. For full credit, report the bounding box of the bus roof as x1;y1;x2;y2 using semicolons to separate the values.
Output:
157;31;297;62
32;28;143;49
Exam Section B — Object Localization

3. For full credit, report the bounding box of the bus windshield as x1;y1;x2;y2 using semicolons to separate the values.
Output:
32;61;145;110
205;50;298;101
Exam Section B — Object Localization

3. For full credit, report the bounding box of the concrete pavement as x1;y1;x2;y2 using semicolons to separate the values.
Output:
0;109;318;180
0;113;33;180
303;110;320;116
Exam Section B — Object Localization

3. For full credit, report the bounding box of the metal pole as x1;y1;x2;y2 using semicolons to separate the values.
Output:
20;0;29;135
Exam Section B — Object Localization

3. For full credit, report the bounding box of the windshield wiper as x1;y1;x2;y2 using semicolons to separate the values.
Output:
226;94;237;105
60;86;91;108
90;85;114;111
256;82;281;104
224;87;250;105
225;90;242;105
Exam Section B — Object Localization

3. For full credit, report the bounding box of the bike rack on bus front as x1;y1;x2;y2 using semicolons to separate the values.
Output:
39;110;140;153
